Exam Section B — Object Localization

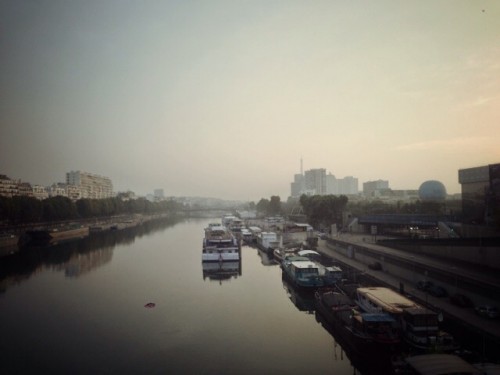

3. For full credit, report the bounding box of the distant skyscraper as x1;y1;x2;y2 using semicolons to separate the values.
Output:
291;173;305;197
326;173;339;194
304;168;326;195
363;180;389;197
339;176;358;195
154;189;165;200
289;161;358;197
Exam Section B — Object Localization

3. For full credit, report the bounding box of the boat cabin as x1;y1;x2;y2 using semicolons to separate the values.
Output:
352;312;399;344
290;261;320;278
324;266;343;283
356;287;417;315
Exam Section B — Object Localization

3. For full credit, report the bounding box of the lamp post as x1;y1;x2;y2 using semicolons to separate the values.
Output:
451;266;458;293
410;256;416;284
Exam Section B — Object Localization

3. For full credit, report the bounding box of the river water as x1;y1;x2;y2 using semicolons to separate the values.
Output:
1;217;374;374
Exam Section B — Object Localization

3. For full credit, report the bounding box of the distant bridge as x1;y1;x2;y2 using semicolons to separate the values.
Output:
178;207;237;213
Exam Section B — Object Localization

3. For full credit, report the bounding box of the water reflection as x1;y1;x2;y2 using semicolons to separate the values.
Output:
0;218;368;374
256;247;277;266
314;311;396;375
0;217;180;292
281;273;316;313
202;260;242;283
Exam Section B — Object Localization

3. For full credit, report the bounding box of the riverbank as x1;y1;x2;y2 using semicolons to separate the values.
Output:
0;212;172;255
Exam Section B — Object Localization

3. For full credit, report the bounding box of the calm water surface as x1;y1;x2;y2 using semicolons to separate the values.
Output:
1;218;362;374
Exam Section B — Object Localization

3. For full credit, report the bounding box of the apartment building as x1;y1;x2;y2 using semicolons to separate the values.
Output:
66;171;114;199
0;175;19;197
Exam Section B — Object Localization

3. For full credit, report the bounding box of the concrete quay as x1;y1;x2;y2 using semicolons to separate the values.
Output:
315;234;500;358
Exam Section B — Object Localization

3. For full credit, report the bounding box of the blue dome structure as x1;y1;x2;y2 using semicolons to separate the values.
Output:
418;180;447;201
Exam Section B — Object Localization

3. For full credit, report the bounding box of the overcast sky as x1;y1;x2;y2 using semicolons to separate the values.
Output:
1;1;499;201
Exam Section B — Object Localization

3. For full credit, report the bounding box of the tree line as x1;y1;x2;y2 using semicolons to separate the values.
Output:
300;194;348;229
0;195;183;224
253;194;349;230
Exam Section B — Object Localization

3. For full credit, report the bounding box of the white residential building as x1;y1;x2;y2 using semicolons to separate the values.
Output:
0;175;19;197
32;185;49;200
66;171;113;199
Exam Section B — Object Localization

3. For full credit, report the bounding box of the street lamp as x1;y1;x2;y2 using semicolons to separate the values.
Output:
451;266;458;293
410;256;416;283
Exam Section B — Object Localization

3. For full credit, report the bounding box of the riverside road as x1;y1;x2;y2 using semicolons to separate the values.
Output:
315;233;500;358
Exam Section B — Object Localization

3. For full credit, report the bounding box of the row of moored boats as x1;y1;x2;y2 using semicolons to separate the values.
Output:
201;215;463;361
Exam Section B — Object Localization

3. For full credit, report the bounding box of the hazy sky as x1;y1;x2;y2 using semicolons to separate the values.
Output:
1;1;499;201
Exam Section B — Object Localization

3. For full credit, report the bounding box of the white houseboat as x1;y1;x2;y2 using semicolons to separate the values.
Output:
248;226;262;243
240;228;253;243
256;231;279;253
202;224;240;262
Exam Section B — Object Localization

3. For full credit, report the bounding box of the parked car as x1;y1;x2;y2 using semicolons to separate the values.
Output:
428;285;448;297
450;293;474;308
368;261;382;270
475;305;499;319
416;280;433;291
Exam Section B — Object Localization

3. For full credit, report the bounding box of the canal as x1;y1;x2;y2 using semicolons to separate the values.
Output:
0;217;378;375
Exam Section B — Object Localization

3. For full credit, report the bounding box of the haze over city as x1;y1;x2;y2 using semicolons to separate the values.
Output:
1;1;499;201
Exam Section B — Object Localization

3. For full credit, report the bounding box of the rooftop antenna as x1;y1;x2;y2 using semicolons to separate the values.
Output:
300;157;303;175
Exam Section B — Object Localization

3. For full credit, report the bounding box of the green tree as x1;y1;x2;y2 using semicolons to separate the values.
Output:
12;196;42;222
268;196;282;216
300;194;348;229
42;196;77;221
256;198;270;215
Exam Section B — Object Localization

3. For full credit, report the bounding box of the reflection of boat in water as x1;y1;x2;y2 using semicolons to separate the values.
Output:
256;248;277;266
202;260;241;283
0;233;19;256
314;311;398;375
0;233;18;247
202;223;240;262
23;225;89;244
281;273;315;313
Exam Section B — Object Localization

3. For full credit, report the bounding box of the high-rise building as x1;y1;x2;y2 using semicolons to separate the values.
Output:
66;171;113;199
363;180;389;197
338;176;358;195
459;163;500;224
304;168;326;195
154;189;165;201
326;173;339;195
290;174;305;197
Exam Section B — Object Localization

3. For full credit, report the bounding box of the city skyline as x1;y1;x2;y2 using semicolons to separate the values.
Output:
1;1;499;201
0;162;465;202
